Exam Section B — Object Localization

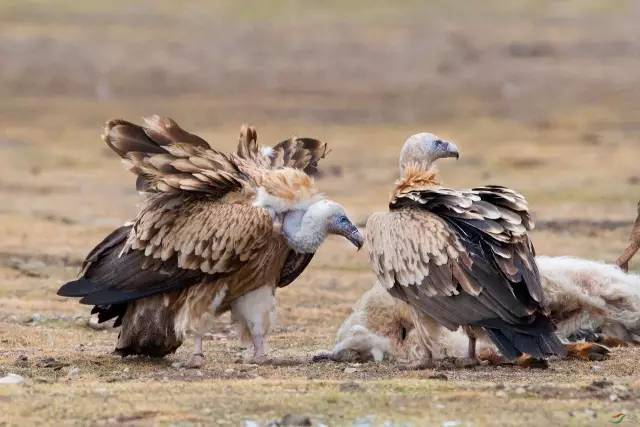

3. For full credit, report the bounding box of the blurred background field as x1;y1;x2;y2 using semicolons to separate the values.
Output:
1;1;640;426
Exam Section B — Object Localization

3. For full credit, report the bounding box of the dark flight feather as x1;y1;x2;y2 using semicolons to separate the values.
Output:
278;252;315;288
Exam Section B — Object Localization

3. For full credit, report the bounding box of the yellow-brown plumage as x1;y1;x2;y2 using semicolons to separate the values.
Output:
366;133;565;362
59;116;362;363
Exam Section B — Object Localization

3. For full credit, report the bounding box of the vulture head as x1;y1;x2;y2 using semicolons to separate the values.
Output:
327;205;365;249
399;132;459;174
282;199;364;253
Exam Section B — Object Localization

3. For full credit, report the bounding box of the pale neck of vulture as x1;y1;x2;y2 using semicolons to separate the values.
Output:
255;169;363;253
282;200;339;253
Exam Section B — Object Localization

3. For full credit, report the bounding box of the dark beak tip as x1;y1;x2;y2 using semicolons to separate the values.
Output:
349;230;365;250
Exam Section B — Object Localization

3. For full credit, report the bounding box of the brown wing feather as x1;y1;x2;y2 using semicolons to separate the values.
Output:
390;183;542;304
278;252;315;288
236;124;260;162
126;193;273;275
59;193;274;306
368;183;547;325
103;117;247;197
269;137;328;176
366;210;479;297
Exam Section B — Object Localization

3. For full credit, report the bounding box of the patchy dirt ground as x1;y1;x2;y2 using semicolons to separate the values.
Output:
2;1;640;426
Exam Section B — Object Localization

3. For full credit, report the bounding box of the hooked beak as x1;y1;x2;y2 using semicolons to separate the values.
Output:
343;224;364;250
445;141;460;159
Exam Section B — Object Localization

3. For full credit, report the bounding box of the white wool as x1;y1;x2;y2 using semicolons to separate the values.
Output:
260;146;274;158
331;325;392;362
331;256;640;363
538;256;640;334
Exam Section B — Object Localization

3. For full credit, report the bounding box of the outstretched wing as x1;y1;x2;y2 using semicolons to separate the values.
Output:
104;116;246;196
58;194;274;306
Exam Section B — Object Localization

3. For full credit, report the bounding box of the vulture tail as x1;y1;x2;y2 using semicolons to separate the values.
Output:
483;316;567;360
58;225;200;357
113;295;184;357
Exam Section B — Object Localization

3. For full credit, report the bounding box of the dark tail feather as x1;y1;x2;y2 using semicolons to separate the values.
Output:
58;278;99;297
113;295;183;357
57;225;130;298
91;304;127;327
485;320;567;360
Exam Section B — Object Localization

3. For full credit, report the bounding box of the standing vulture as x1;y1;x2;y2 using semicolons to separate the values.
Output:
366;133;566;364
58;116;363;366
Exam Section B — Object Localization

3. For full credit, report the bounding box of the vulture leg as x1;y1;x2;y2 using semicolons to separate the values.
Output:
463;326;479;360
231;285;275;364
467;335;477;359
185;335;205;369
478;348;504;365
454;326;479;368
251;332;267;362
398;308;436;370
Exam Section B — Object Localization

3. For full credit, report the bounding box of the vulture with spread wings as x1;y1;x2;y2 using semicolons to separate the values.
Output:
58;116;363;366
366;133;565;363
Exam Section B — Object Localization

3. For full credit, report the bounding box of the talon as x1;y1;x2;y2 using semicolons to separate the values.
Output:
454;357;479;369
185;353;205;369
478;348;504;366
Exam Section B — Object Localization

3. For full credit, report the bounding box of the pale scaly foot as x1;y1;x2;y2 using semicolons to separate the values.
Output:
185;335;205;369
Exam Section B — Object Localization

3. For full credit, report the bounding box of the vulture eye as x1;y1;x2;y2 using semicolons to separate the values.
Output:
339;216;349;224
434;139;444;147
